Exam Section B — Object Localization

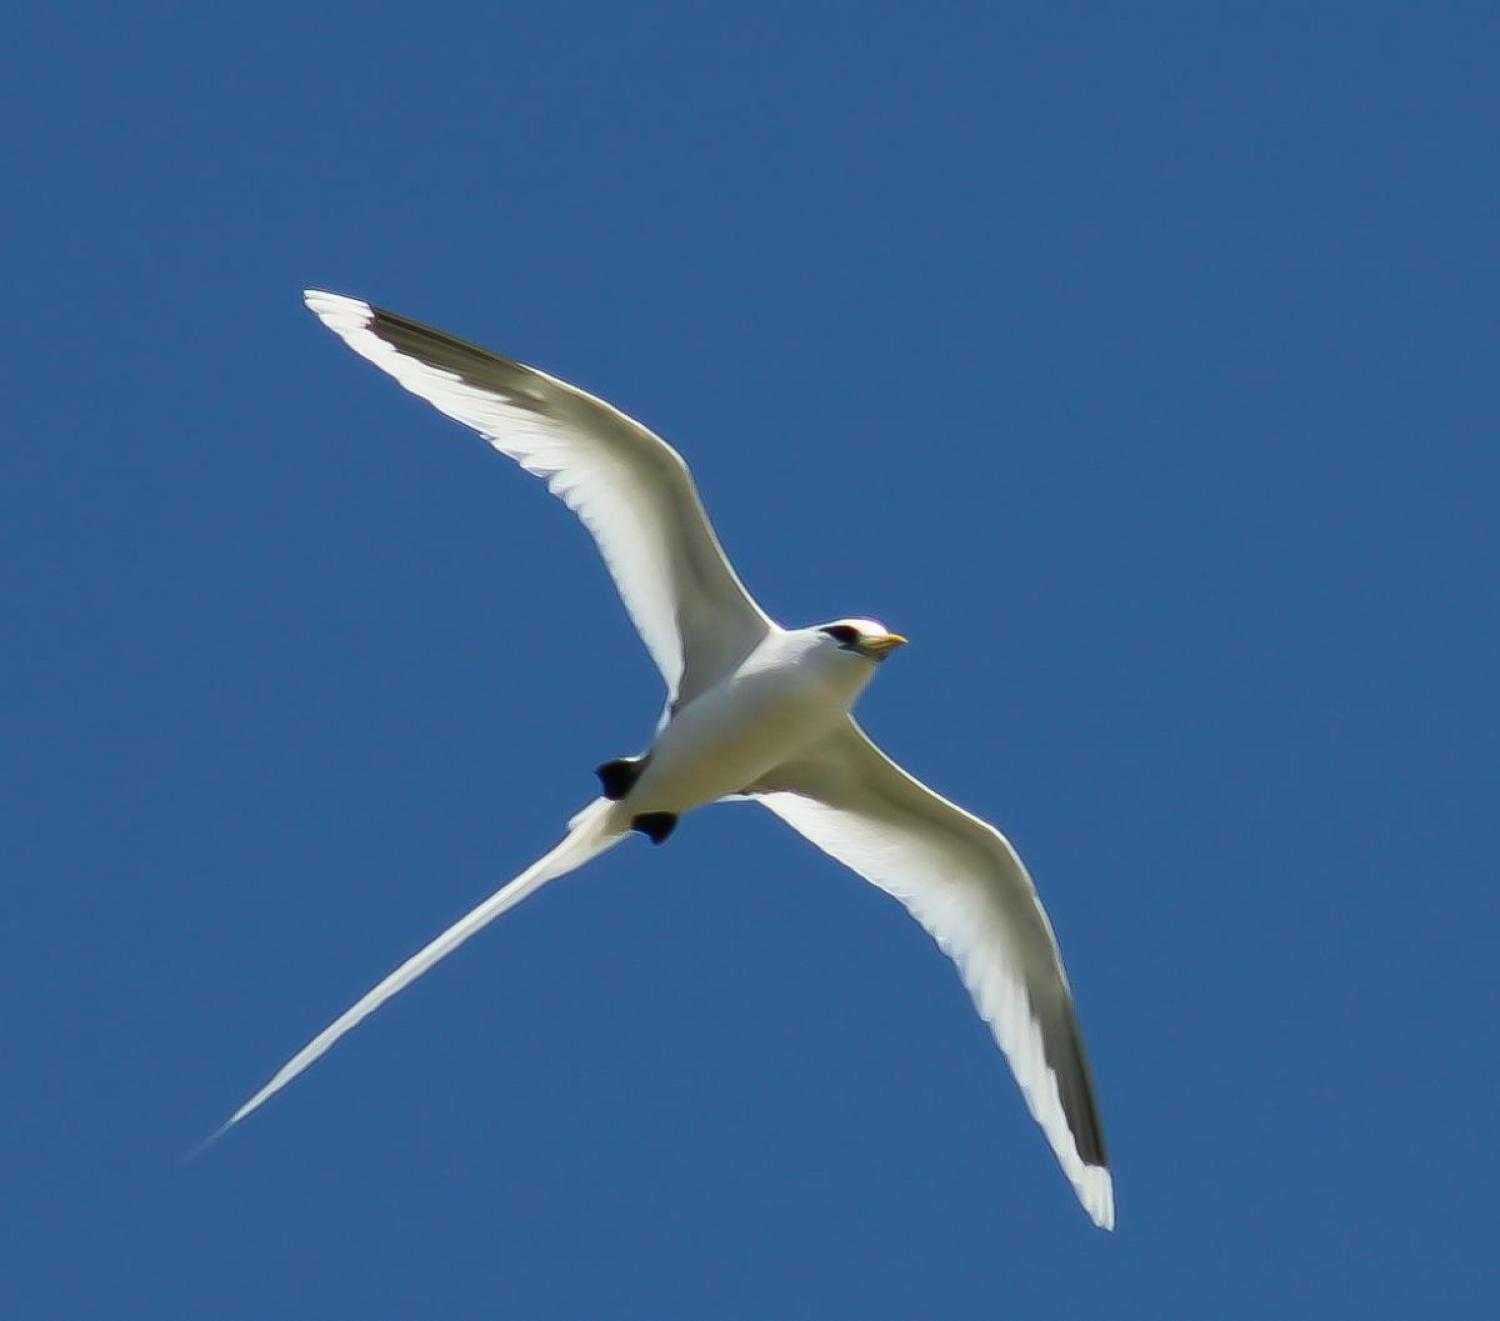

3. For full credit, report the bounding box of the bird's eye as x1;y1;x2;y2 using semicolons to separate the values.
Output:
820;624;861;647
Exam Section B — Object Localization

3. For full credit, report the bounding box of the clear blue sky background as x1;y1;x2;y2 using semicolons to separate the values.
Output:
5;4;1495;1317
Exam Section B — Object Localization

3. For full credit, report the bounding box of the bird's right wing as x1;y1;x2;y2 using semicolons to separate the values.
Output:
753;720;1114;1229
305;292;775;709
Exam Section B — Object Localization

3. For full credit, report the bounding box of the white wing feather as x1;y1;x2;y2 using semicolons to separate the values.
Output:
304;291;774;708
755;721;1115;1230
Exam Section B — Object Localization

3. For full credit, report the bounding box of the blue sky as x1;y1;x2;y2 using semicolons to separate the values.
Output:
5;3;1496;1316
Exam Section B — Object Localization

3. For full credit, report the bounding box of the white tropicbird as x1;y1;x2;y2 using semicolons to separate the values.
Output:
224;291;1114;1229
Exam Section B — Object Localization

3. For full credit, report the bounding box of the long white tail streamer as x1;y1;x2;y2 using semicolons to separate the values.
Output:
215;799;625;1137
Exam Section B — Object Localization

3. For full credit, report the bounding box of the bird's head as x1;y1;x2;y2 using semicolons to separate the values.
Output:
813;618;909;663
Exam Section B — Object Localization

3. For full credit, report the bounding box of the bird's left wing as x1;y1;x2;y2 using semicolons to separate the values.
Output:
752;720;1115;1229
304;291;774;709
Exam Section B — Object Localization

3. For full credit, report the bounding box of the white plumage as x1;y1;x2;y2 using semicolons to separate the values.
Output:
222;292;1114;1231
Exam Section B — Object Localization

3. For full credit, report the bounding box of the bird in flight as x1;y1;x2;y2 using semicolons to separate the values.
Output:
223;291;1114;1229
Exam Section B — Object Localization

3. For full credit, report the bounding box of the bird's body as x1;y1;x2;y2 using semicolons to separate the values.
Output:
619;627;878;820
220;291;1116;1231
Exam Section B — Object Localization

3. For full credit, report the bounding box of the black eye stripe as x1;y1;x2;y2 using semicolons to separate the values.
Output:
820;624;861;646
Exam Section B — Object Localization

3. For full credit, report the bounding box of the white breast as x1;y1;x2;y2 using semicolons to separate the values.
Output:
627;632;873;814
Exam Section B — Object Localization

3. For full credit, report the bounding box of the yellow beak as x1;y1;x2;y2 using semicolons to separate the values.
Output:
861;632;909;659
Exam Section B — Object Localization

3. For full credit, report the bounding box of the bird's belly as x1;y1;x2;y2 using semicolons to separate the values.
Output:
628;670;842;813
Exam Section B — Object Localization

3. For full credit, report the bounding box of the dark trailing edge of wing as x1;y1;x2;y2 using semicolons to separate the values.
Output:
353;302;591;439
362;304;528;384
1047;1006;1109;1169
